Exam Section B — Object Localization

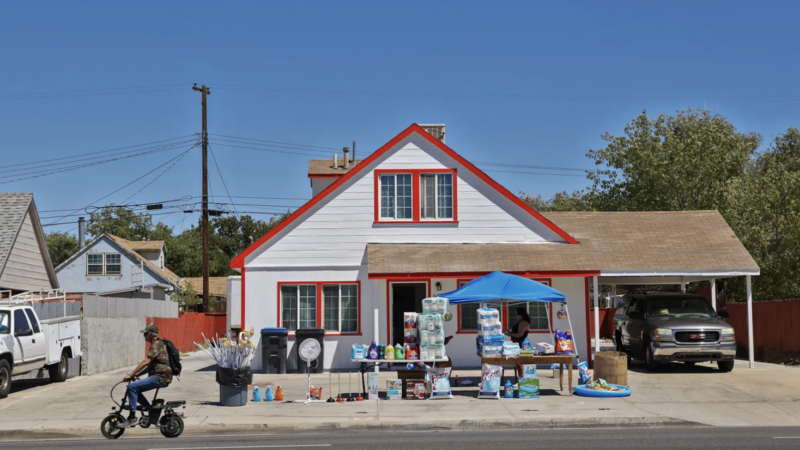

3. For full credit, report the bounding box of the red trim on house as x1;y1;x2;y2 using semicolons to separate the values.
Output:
454;277;555;334
230;124;577;269
585;276;592;369
241;269;246;330
373;168;458;224
276;281;362;337
386;279;431;344
370;270;601;280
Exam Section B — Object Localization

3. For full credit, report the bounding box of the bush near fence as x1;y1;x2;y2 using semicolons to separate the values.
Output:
726;299;800;356
148;312;228;354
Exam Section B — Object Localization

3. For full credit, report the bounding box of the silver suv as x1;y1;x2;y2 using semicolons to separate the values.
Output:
613;292;736;372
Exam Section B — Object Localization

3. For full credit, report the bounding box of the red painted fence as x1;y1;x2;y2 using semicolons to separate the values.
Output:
149;312;228;353
589;307;617;339
726;299;800;355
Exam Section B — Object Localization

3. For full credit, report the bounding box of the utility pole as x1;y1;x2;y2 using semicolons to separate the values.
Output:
193;84;211;312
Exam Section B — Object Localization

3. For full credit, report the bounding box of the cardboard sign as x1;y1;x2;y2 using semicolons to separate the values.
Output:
367;373;379;400
386;379;402;400
405;379;426;400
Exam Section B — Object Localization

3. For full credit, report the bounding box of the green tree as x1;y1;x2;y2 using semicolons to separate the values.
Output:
170;280;202;311
520;190;595;212
87;206;169;241
586;109;761;213
45;231;79;267
725;128;800;300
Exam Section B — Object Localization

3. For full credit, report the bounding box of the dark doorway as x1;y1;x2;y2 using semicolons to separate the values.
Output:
391;283;427;346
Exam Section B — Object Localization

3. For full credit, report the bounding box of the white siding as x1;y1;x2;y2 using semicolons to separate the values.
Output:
0;212;52;291
310;177;337;197
246;133;566;268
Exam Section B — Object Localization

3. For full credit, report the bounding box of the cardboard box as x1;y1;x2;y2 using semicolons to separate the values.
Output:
518;377;540;399
367;373;379;400
386;379;402;400
404;379;427;400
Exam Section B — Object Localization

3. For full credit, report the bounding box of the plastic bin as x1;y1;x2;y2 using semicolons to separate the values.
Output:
261;327;288;374
295;328;325;373
219;385;248;406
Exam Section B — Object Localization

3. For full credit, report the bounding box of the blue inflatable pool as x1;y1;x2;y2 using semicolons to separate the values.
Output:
572;384;631;398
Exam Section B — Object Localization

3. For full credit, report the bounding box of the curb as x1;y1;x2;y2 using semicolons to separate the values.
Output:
0;416;703;441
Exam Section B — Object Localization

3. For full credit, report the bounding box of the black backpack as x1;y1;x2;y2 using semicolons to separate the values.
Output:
160;338;182;378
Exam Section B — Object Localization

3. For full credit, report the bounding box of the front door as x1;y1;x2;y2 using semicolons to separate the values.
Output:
391;283;427;346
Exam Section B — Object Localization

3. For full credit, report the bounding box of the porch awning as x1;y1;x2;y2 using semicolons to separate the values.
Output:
367;211;760;279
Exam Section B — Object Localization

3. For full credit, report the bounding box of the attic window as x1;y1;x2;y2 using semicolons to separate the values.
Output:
87;254;104;275
105;254;121;274
374;169;458;223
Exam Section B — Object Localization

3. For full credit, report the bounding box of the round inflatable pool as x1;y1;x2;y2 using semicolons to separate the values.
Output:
572;384;631;398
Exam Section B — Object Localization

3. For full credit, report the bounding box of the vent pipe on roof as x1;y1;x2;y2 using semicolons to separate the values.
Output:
333;153;338;169
78;217;86;249
343;147;350;169
352;141;356;162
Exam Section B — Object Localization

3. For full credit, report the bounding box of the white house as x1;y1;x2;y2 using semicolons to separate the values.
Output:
230;124;760;371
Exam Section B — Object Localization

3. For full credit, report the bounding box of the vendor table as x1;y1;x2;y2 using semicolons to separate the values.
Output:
352;359;447;395
481;355;575;396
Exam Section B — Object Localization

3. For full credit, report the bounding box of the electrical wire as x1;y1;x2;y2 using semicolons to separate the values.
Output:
208;144;239;218
474;161;589;172
208;141;327;158
481;169;587;177
208;134;340;152
0;85;188;101
208;137;333;156
119;147;196;204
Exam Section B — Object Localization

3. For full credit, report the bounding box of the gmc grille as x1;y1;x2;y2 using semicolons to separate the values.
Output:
675;331;719;343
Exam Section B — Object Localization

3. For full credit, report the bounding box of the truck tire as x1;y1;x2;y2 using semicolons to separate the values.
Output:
645;341;660;372
718;360;734;372
48;350;69;382
0;359;11;398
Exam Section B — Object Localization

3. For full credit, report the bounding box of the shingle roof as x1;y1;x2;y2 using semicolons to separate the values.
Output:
179;277;228;297
120;240;164;251
367;211;760;275
308;159;364;175
106;235;181;286
0;193;34;277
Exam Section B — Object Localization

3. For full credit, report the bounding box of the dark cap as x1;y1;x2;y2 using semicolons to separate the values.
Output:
140;324;159;335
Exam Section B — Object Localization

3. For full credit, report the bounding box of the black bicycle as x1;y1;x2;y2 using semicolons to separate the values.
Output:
101;379;186;439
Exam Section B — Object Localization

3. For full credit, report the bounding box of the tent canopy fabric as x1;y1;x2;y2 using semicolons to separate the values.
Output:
440;271;566;305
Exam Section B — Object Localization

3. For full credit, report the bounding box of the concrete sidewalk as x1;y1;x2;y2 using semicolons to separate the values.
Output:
1;352;799;440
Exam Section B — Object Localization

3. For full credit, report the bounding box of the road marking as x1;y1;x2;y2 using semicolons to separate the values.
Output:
774;437;800;439
150;445;332;450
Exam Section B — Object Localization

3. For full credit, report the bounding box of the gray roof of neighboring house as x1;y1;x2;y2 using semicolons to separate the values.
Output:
0;193;59;288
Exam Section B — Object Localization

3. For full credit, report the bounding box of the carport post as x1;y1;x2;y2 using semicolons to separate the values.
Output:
747;275;754;368
593;276;600;353
710;278;717;311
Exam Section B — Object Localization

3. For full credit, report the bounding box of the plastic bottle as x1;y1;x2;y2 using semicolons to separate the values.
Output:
253;386;262;402
378;344;386;360
504;380;514;398
386;345;395;360
275;385;283;401
367;341;379;360
265;385;274;402
395;343;405;360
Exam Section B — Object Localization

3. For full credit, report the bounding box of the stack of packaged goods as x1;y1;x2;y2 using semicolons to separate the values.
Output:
403;312;418;360
476;307;504;356
418;297;448;360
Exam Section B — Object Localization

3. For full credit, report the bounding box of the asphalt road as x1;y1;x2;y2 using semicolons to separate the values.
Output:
1;427;800;450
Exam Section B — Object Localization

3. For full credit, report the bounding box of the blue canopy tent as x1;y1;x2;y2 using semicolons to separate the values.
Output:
440;271;578;359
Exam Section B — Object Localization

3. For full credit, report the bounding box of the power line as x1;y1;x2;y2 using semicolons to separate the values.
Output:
208;137;333;156
208;134;340;151
120;147;196;204
474;161;589;172
0;85;188;101
482;169;587;177
208;141;328;158
208;144;239;218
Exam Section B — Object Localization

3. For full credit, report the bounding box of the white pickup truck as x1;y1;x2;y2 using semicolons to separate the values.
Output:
0;289;82;398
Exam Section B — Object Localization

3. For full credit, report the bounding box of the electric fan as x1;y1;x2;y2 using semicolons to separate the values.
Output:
293;339;326;404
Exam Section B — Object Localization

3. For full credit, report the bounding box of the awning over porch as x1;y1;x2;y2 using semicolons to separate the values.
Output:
367;210;760;282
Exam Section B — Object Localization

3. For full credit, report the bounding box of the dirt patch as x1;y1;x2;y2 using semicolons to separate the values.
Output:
761;351;800;367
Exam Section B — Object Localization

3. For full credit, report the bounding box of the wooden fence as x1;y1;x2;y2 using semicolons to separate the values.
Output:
726;299;800;354
149;312;228;353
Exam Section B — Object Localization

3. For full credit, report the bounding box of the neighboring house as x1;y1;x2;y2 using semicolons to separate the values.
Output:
0;193;59;296
229;124;760;371
55;234;180;300
178;277;228;311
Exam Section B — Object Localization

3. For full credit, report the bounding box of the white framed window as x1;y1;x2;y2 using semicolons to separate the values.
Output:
379;173;413;219
87;254;104;275
421;173;453;219
105;254;121;274
323;284;358;333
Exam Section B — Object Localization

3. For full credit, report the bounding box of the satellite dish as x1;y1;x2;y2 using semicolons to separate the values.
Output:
299;339;321;362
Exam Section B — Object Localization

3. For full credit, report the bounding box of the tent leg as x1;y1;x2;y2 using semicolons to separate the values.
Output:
563;303;579;361
374;303;379;373
593;276;600;354
710;278;717;312
747;275;754;368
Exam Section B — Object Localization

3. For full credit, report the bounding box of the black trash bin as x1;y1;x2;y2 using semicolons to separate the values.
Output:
260;327;288;374
295;328;325;373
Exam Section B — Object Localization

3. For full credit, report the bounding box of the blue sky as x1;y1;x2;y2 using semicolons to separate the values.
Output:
2;1;799;234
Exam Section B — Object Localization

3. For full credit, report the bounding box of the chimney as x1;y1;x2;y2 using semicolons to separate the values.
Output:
419;124;446;143
78;217;86;249
333;153;338;169
343;147;350;169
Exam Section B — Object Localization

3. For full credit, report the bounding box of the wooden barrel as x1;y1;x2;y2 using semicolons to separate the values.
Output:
593;351;628;386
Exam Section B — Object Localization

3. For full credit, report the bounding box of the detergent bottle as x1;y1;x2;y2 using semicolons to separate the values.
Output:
504;380;514;398
395;344;405;360
265;386;274;402
386;344;395;360
253;386;262;402
275;385;283;401
367;341;379;360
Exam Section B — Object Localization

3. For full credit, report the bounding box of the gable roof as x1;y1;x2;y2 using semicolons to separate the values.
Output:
119;239;164;251
308;159;364;176
179;277;228;297
55;234;181;288
0;193;58;289
231;124;578;269
367;210;759;276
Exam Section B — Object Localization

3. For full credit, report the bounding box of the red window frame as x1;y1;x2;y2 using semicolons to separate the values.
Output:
373;168;458;224
276;281;362;336
456;278;554;334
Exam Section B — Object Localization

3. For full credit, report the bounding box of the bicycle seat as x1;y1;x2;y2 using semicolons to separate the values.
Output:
165;400;186;407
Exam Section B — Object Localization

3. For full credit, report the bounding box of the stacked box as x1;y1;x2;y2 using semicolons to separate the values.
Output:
386;379;402;400
418;297;447;360
476;307;503;356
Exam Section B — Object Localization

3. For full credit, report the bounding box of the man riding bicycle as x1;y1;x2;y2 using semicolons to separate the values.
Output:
120;324;173;427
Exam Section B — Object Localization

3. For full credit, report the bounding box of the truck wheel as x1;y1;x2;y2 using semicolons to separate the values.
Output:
0;359;11;398
718;360;734;372
645;342;660;372
48;350;69;382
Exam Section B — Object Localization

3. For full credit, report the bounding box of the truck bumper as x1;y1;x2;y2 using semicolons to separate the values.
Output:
652;343;736;362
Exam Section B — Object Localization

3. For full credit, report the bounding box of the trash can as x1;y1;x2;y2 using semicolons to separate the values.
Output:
216;366;253;406
261;327;288;374
295;328;325;373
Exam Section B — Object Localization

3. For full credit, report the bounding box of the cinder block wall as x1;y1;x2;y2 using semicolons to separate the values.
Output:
81;317;146;375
